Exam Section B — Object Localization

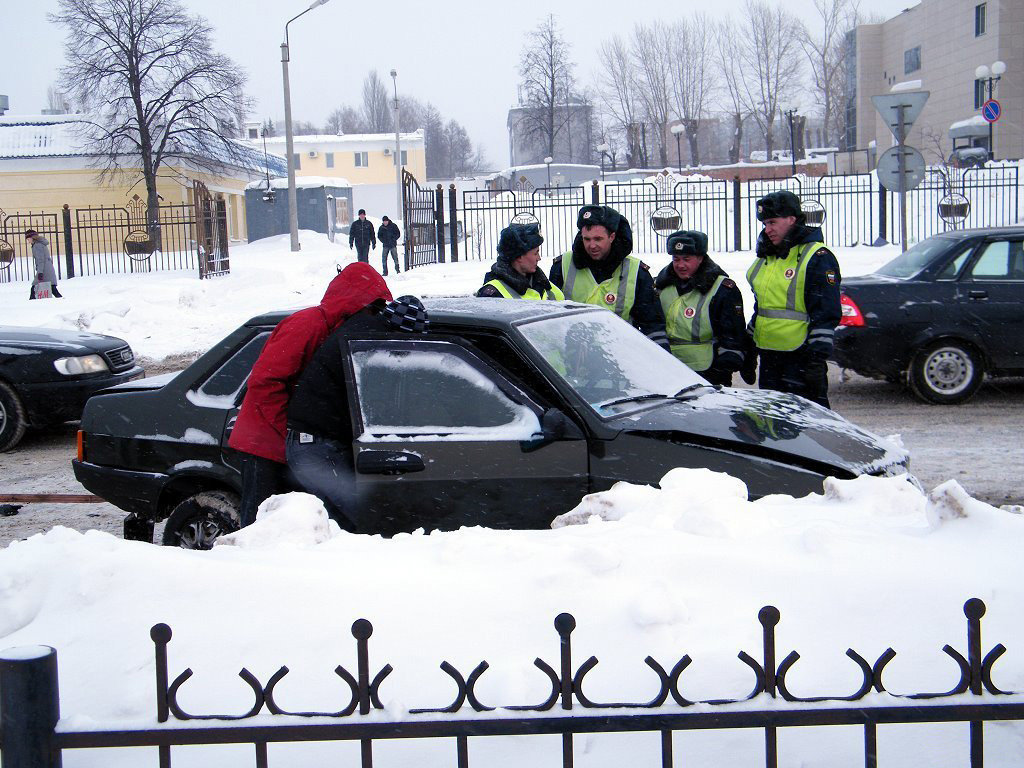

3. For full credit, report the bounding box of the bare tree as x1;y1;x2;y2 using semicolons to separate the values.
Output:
517;14;576;159
291;120;321;136
361;70;392;133
631;21;674;167
597;35;645;167
669;15;714;166
802;0;858;148
325;106;366;135
715;20;750;164
397;95;427;134
52;0;251;241
735;0;805;158
46;84;72;114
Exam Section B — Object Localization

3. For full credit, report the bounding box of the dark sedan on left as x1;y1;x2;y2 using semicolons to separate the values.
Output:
0;326;143;450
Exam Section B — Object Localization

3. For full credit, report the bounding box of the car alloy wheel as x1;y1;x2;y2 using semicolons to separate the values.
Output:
909;342;983;405
162;490;240;549
0;381;28;452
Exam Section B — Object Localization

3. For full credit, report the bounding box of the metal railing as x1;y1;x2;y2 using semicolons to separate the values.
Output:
1;598;1021;768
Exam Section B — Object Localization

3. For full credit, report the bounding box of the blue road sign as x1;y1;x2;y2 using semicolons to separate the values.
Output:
982;99;1001;123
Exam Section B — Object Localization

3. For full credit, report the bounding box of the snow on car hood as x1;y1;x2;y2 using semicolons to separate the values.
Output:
0;325;129;353
611;386;909;478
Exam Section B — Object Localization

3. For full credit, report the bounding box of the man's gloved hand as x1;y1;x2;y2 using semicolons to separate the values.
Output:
740;336;758;385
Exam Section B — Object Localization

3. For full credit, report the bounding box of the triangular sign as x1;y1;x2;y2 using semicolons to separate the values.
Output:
871;92;930;141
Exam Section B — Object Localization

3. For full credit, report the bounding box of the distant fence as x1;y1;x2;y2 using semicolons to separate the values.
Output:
1;598;1022;768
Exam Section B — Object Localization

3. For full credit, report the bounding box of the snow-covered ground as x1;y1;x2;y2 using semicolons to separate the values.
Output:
2;233;1023;766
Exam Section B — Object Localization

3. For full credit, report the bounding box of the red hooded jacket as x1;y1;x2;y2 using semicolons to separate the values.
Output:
227;263;392;463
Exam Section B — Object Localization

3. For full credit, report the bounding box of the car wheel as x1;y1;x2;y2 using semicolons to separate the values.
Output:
908;341;984;404
162;490;241;549
0;381;28;452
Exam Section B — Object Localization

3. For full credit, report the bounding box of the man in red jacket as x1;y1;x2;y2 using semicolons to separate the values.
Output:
228;263;392;527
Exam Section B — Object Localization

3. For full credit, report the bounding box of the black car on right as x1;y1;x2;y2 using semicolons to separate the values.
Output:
834;227;1024;404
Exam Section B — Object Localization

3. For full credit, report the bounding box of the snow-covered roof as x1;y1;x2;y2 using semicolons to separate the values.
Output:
891;80;923;93
259;130;424;148
245;175;352;190
949;115;989;139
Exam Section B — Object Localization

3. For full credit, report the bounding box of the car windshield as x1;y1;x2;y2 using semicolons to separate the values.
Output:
874;235;957;278
516;310;707;416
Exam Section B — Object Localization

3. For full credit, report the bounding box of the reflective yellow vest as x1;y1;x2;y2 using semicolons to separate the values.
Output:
560;253;640;321
658;275;726;372
746;242;818;352
483;278;565;301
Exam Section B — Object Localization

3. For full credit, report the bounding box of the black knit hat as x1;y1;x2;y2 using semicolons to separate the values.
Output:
383;295;429;333
576;205;622;233
496;223;544;263
755;190;803;222
666;230;708;257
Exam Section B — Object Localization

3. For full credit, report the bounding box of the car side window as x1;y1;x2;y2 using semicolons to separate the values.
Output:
196;332;271;403
967;240;1023;281
350;340;541;440
936;244;975;280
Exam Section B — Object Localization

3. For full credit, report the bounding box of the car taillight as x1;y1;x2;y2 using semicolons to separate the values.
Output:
840;294;865;327
77;430;85;462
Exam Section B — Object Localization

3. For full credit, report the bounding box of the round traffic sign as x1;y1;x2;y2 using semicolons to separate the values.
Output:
982;99;1001;123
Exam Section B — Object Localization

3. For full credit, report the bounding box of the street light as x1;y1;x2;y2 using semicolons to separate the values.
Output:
596;142;610;180
281;0;332;252
785;109;798;175
391;69;402;227
670;124;684;174
975;60;1006;160
543;156;553;187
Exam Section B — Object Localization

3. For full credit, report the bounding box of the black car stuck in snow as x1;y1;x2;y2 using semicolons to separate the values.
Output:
73;298;912;548
834;227;1024;404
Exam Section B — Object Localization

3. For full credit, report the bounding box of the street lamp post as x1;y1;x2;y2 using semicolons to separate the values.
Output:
975;61;1006;161
391;69;402;225
596;142;609;180
785;109;798;175
543;156;553;187
281;0;332;253
670;124;684;174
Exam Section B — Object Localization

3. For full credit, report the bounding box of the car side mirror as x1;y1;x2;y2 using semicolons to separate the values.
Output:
521;408;584;452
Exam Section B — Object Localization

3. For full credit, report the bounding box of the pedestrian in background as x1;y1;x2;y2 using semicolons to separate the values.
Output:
348;209;376;264
377;215;401;275
745;190;841;408
477;222;563;300
25;229;62;299
654;230;746;386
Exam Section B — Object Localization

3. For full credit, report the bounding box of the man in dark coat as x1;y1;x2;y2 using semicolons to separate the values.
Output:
476;223;563;300
549;205;669;350
348;209;376;264
228;263;392;527
745;190;842;408
377;215;401;275
654;230;745;385
25;229;62;299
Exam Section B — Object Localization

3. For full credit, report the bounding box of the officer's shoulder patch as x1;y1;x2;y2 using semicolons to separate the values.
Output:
640;261;651;271
814;247;832;258
825;270;838;285
722;278;736;289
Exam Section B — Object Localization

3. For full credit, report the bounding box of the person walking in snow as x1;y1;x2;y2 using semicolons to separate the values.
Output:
228;263;392;528
549;205;668;350
348;209;376;264
377;215;401;275
25;229;62;299
745;190;842;408
476;222;563;300
654;230;746;385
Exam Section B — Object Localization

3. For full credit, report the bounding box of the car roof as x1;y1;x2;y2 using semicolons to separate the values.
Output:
933;226;1024;240
243;297;601;330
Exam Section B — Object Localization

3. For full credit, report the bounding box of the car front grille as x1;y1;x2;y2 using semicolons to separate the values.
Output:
103;345;136;372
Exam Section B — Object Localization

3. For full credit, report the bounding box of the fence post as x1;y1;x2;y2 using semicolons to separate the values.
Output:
448;184;459;262
435;184;446;264
876;182;888;245
732;177;742;251
61;205;75;280
0;646;62;768
591;180;600;206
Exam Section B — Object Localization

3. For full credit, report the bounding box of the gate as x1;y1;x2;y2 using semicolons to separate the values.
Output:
0;208;63;283
402;169;443;268
194;181;230;278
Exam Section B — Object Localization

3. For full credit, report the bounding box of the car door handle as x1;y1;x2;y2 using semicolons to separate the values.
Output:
969;290;989;300
356;450;425;475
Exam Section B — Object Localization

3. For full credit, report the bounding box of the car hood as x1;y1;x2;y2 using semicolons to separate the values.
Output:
0;326;131;354
610;387;908;477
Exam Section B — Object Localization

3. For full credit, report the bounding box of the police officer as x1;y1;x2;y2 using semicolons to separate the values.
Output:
550;205;669;349
477;223;564;300
654;230;745;386
746;190;841;408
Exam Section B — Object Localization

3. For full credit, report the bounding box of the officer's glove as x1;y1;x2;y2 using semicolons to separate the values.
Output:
740;336;758;385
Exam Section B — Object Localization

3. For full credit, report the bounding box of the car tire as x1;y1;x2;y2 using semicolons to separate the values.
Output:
908;341;984;404
0;381;27;452
162;490;241;549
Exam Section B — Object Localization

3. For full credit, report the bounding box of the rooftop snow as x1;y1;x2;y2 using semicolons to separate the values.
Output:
245;175;353;190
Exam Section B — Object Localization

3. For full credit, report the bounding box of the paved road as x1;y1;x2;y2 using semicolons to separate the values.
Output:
2;370;1021;546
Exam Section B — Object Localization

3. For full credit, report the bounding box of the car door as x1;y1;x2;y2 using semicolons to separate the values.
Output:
347;337;588;534
956;237;1024;368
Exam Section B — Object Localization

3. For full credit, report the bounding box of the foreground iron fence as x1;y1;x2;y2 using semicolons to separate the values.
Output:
1;598;1021;768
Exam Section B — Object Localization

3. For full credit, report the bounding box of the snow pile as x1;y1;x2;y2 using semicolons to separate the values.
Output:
1;470;1023;766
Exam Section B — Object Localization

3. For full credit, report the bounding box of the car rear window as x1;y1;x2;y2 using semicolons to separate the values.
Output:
875;236;960;278
198;332;270;399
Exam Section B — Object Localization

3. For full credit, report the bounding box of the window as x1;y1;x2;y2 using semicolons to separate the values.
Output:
335;197;350;227
293;153;301;170
247;127;259;139
975;3;986;36
904;46;921;75
351;341;540;439
936;245;975;281
195;332;271;406
354;151;368;167
325;152;334;168
974;79;988;109
967;240;1024;280
392;150;408;166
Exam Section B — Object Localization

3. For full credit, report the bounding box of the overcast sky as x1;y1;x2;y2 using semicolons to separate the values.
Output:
7;0;902;170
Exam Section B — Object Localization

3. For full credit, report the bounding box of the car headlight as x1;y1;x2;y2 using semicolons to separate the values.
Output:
54;354;110;375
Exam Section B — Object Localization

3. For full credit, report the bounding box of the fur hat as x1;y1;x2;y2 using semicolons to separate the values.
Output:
755;190;803;222
383;295;429;333
666;230;708;257
496;223;544;263
576;205;622;233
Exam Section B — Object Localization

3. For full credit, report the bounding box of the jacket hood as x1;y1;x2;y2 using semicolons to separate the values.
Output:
320;263;393;326
655;255;728;294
